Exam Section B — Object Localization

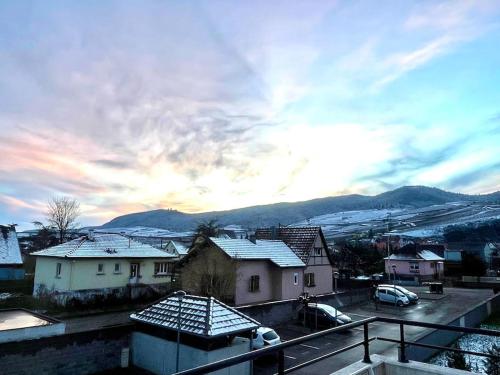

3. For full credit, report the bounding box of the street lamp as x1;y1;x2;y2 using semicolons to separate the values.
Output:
391;265;397;308
170;290;187;373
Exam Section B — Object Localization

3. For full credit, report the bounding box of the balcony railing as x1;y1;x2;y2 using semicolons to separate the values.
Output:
173;316;500;375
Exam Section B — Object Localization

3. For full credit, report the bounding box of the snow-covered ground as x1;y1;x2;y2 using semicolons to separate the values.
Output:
428;323;500;373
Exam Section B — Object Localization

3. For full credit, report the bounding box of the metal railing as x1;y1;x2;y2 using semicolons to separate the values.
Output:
173;316;500;375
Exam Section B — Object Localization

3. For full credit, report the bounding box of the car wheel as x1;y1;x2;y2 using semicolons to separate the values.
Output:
397;300;404;307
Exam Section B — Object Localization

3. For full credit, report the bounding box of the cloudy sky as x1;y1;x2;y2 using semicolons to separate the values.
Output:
1;0;499;229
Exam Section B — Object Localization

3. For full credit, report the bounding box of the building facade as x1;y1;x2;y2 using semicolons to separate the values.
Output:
32;233;177;304
255;226;335;296
180;227;336;306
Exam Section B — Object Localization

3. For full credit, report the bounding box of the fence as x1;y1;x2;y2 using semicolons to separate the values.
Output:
172;316;500;375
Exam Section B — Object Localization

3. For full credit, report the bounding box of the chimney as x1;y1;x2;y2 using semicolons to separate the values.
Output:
88;229;94;241
270;226;277;240
249;234;256;244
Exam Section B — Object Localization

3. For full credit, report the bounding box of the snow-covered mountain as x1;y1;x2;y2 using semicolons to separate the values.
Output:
101;186;499;234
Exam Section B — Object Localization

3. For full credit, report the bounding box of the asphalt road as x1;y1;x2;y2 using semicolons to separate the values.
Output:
253;287;495;375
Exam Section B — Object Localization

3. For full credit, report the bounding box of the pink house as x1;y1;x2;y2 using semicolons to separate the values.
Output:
255;226;335;297
385;247;444;282
179;227;335;306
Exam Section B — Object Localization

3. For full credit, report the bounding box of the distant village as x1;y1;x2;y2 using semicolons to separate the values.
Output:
1;208;499;307
1;198;499;375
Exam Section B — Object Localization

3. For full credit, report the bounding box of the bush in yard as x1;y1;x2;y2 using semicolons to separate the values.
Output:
446;347;471;372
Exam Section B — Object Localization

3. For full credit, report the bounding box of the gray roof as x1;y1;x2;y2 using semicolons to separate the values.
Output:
0;226;23;265
385;250;444;261
32;234;176;259
209;237;305;267
130;294;260;337
170;241;188;255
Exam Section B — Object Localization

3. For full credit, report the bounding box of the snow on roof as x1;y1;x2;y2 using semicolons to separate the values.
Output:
170;240;188;255
385;250;444;261
130;294;259;337
209;237;305;268
0;226;23;265
417;250;445;261
31;234;176;259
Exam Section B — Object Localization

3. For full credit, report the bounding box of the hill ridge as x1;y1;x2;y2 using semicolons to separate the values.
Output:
101;186;500;231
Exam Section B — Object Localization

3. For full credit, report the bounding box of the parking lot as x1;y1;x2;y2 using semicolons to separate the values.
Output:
254;287;496;375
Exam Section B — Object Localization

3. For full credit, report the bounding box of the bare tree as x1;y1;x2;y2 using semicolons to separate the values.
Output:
46;197;80;244
180;245;237;304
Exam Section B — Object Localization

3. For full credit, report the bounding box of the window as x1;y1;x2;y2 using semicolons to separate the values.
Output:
97;263;104;274
56;263;62;278
249;275;260;292
293;272;299;285
305;273;315;287
314;247;322;256
154;262;172;275
114;263;121;274
409;263;420;273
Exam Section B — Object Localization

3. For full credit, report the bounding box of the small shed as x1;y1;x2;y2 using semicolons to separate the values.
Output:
130;293;260;375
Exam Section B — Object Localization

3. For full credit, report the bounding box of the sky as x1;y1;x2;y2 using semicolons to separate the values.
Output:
1;0;500;230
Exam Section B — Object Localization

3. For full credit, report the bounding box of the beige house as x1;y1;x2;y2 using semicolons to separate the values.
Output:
32;232;177;304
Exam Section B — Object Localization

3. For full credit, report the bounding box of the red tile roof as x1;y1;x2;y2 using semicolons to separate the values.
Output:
255;227;322;262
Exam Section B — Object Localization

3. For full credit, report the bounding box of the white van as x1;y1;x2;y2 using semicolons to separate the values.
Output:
375;286;410;306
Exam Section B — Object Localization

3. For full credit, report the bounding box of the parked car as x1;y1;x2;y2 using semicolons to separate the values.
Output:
374;286;410;306
298;303;352;328
252;327;281;349
378;284;419;304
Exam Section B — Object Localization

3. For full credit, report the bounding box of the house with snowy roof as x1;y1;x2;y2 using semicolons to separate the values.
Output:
164;240;189;258
255;226;336;296
31;231;177;303
384;243;444;282
0;225;24;280
179;229;334;305
130;293;259;374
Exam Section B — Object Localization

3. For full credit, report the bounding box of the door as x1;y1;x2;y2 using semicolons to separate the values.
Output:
386;290;397;303
130;263;140;278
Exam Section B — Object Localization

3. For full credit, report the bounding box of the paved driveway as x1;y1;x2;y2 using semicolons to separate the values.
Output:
254;287;495;375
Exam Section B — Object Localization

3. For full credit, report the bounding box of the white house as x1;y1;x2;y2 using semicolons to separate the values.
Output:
31;232;177;304
164;240;189;258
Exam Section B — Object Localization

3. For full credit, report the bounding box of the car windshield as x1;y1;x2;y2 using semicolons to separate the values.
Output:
396;287;411;294
394;290;406;297
317;304;342;316
262;330;279;341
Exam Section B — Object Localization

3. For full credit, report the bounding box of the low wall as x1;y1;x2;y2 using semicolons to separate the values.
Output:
406;293;500;362
237;289;371;326
132;332;251;375
0;324;132;375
